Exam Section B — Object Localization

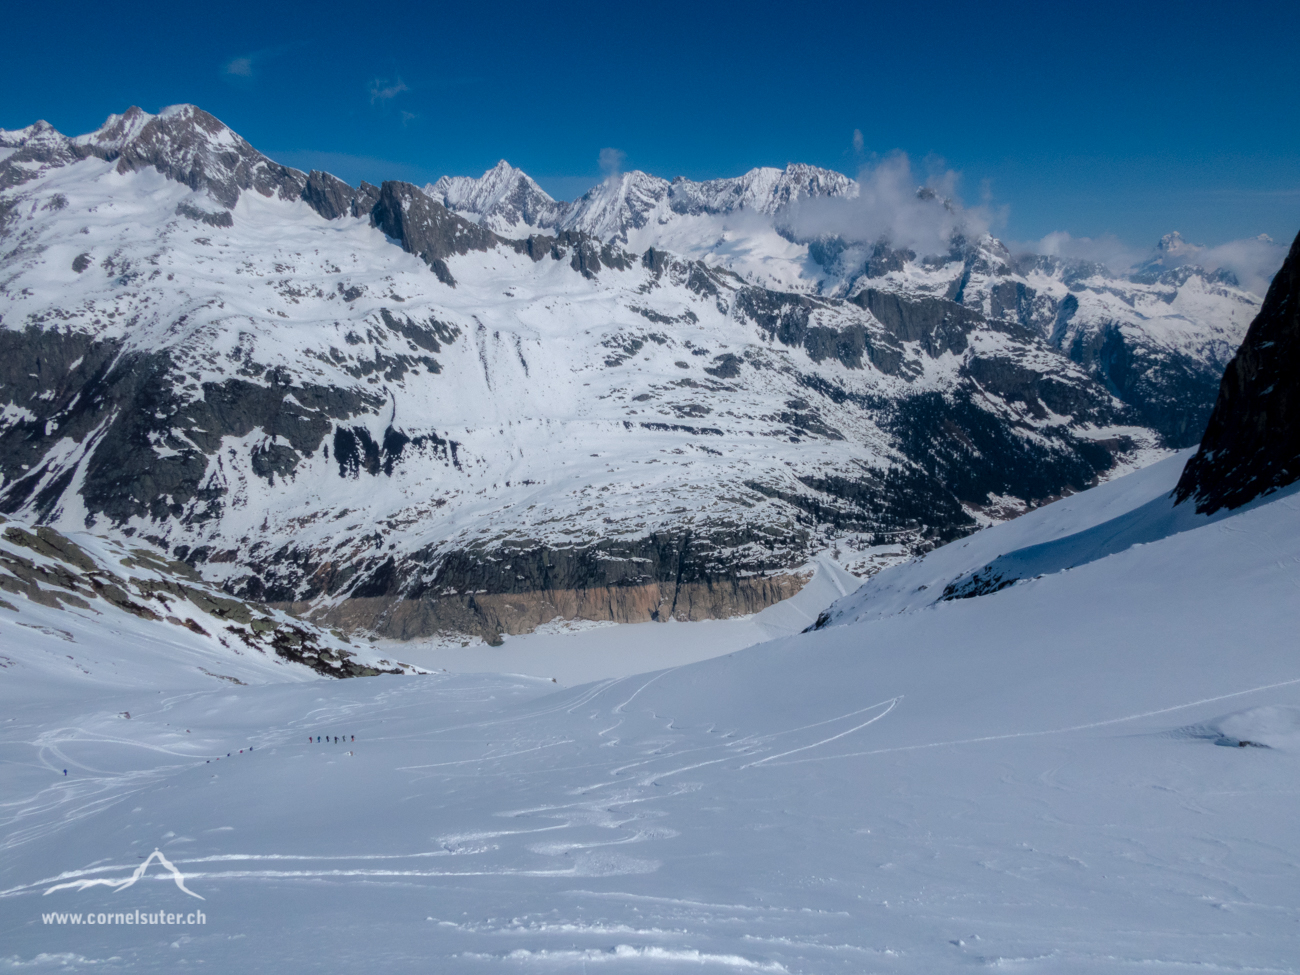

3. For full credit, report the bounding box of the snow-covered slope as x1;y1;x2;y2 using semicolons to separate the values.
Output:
0;104;1258;643
2;435;1297;972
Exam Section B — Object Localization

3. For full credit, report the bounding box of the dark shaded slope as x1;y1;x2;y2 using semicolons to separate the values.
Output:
1175;230;1300;513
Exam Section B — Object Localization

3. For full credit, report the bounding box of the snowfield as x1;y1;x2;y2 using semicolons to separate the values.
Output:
2;455;1297;973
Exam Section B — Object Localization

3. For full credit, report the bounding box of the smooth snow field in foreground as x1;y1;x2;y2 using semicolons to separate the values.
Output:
2;453;1299;973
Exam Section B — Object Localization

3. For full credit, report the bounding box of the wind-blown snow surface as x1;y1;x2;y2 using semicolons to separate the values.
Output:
2;457;1298;972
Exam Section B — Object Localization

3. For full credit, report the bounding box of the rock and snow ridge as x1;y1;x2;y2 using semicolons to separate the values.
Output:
0;512;411;686
0;104;1264;643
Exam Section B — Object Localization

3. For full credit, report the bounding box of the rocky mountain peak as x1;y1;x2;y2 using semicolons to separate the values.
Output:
1156;230;1197;254
371;180;501;285
666;163;856;218
429;160;861;246
1131;230;1214;283
560;170;673;241
73;105;155;156
103;103;307;210
0;121;81;191
0;119;65;150
1174;228;1300;513
426;160;559;234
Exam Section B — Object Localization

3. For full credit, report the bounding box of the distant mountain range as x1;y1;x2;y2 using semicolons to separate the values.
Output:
0;104;1265;643
426;159;858;240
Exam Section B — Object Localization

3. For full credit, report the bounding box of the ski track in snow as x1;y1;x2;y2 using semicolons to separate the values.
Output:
2;460;1300;972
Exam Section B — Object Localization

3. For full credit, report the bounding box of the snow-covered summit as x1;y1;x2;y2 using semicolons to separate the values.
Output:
425;160;561;236
0;104;307;209
71;105;156;155
428;160;860;244
669;162;858;216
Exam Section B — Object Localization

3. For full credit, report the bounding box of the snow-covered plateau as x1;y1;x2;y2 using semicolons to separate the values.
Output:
1;444;1298;973
0;105;1265;641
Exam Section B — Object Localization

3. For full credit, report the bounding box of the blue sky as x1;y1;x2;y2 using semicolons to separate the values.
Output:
4;0;1298;252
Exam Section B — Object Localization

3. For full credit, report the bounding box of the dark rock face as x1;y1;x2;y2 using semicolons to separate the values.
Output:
300;171;384;223
1175;231;1300;513
852;288;978;358
890;391;1115;512
352;181;381;218
1061;321;1223;447
370;181;500;285
302;170;359;221
0;328;380;524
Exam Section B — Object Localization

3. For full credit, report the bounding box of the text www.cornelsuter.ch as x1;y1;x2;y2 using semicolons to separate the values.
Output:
42;910;206;925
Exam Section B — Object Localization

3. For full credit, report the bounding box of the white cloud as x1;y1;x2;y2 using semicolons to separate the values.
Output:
1012;230;1285;296
598;147;625;181
369;78;409;104
777;152;992;258
222;57;254;78
1187;234;1284;296
1013;231;1145;270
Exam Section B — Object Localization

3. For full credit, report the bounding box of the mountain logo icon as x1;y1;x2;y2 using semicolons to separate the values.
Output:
43;849;204;900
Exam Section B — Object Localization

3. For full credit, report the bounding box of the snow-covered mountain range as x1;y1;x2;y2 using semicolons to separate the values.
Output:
0;104;1264;642
426;160;857;241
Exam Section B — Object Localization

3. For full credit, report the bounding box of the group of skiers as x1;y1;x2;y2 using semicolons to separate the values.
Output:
311;735;354;744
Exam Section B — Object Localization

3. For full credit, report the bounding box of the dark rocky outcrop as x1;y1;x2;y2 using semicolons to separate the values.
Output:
370;181;501;286
851;288;978;358
0;328;382;524
175;201;234;227
300;171;384;223
1175;230;1300;512
302;170;360;221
